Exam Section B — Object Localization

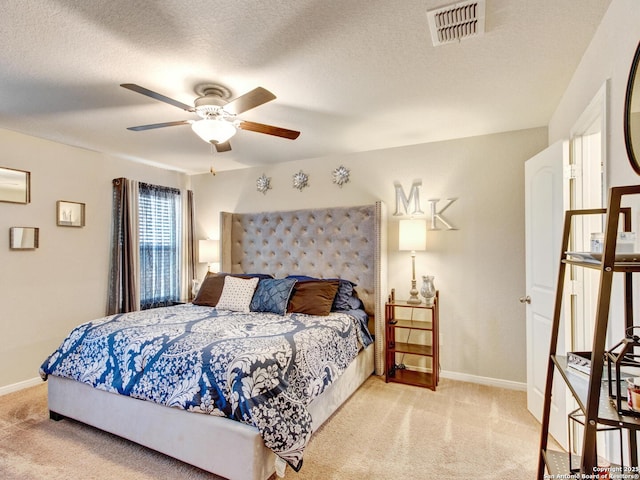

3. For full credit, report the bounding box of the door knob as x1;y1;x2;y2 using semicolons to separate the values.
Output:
519;295;531;304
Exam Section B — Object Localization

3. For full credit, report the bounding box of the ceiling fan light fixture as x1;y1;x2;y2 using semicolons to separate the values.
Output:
191;118;236;144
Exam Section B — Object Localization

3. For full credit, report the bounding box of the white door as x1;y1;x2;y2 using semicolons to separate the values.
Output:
525;140;568;449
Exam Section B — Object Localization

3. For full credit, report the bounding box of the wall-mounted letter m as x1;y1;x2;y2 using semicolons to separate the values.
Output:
394;181;424;216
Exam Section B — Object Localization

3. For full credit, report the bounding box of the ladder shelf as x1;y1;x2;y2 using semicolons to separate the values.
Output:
538;185;640;478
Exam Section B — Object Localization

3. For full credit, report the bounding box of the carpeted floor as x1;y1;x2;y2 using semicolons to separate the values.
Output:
0;376;542;479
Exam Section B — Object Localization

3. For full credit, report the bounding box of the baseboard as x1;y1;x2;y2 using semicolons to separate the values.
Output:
0;376;43;396
2;372;526;397
440;370;526;391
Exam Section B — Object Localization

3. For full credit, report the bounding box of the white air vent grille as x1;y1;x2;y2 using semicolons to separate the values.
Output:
427;0;485;46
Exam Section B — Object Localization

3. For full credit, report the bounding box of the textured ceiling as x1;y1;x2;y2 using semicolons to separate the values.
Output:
0;0;612;174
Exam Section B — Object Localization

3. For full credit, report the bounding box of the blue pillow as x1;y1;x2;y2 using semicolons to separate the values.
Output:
332;279;360;310
217;272;274;279
250;278;297;315
285;275;317;281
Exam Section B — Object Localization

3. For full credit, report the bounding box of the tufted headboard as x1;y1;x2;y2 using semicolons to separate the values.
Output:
220;202;387;375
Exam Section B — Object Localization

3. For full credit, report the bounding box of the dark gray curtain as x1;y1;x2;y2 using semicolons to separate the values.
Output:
186;190;197;301
107;179;194;312
107;177;138;314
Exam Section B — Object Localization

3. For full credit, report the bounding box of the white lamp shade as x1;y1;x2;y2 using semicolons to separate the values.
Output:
398;219;427;251
191;119;236;144
198;239;220;263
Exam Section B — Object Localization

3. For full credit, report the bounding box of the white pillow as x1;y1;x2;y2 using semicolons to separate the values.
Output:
216;276;260;312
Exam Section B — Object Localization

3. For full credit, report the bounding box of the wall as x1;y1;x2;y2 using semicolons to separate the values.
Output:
0;128;187;391
191;127;548;386
1;1;632;393
549;0;640;187
548;0;640;343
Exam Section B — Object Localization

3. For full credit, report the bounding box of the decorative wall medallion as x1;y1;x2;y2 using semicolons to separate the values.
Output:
332;165;350;187
256;174;271;195
292;170;309;191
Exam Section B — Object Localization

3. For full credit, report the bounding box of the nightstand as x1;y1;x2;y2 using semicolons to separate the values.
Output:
385;291;439;390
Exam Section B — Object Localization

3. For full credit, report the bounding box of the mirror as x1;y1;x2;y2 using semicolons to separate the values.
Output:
0;167;30;204
9;227;39;250
625;41;640;175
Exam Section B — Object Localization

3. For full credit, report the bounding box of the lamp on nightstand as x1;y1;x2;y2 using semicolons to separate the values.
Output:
198;239;220;273
399;219;427;305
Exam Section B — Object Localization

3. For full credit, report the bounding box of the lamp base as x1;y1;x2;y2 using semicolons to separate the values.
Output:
407;280;422;305
407;294;422;305
406;254;422;304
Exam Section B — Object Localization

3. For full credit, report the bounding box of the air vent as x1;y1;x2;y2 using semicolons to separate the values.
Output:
427;0;485;46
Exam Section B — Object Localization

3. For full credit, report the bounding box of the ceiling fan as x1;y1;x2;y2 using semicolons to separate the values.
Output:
120;83;300;152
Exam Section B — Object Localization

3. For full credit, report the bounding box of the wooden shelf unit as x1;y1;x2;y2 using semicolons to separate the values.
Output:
538;185;640;479
385;292;439;390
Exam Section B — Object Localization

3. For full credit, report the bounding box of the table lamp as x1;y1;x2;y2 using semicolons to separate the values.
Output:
198;239;220;273
398;219;427;304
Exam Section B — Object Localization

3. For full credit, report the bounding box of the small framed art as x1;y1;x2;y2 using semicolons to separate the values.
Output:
56;200;85;227
9;227;39;250
0;167;30;204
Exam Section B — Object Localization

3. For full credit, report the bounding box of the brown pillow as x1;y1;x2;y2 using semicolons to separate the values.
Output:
288;280;340;316
193;274;227;306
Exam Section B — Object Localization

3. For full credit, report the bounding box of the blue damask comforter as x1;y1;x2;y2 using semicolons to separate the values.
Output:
40;304;372;470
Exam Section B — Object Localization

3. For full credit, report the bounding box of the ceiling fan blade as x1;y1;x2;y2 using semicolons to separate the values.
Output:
121;84;194;112
214;141;232;152
126;120;191;131
238;120;301;140
224;87;276;115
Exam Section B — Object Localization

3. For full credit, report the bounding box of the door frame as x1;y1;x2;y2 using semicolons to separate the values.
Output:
567;79;609;462
568;81;608;353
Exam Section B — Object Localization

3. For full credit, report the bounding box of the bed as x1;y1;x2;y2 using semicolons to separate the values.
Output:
41;203;387;480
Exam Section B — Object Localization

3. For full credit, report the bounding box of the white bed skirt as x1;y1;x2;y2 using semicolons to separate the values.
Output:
48;343;375;480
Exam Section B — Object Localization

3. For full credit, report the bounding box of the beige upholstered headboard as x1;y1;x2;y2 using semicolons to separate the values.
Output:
220;202;387;375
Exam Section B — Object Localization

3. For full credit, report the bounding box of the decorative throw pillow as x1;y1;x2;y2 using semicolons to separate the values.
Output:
288;280;340;316
216;276;259;312
286;275;360;311
250;278;297;315
194;273;273;307
192;274;227;306
331;279;360;311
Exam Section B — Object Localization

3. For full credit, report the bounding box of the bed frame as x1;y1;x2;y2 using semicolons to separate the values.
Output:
47;203;387;480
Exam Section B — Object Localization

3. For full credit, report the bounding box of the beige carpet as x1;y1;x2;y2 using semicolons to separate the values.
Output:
0;376;541;479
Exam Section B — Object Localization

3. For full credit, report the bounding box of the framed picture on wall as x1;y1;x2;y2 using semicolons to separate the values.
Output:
9;227;39;249
0;167;30;204
56;200;85;227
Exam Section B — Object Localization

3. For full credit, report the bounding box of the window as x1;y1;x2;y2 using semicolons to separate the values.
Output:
138;182;181;309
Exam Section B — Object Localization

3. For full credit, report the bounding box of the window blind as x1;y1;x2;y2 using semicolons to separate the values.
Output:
138;183;181;309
